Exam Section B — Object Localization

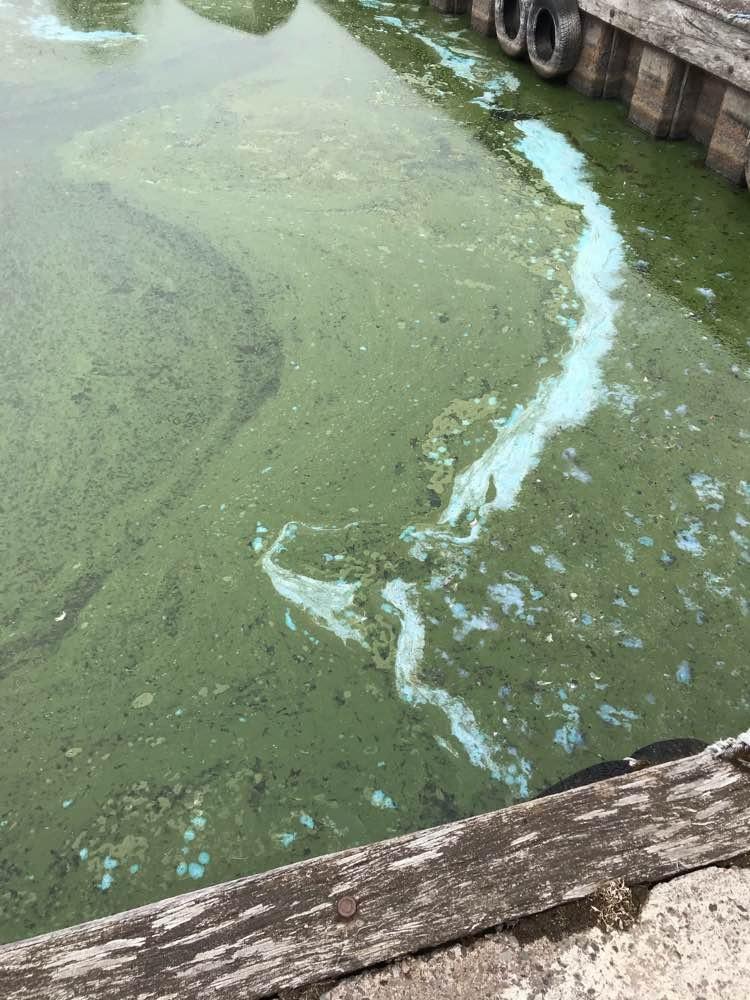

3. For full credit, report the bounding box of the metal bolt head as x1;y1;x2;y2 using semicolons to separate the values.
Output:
336;895;358;920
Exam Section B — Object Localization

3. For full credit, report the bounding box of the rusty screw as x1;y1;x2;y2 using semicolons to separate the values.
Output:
336;895;358;920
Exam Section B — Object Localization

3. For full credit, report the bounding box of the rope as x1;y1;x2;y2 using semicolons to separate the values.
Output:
707;730;750;762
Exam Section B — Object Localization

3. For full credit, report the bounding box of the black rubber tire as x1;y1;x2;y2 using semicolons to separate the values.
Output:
526;0;582;79
494;0;531;58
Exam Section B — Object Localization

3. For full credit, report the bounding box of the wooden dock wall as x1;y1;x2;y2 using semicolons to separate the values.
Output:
452;0;750;187
1;744;749;999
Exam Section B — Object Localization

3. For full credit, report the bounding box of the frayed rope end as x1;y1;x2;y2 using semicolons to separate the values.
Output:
707;730;750;762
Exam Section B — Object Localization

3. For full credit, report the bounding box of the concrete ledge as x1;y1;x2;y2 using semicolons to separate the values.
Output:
326;865;750;1000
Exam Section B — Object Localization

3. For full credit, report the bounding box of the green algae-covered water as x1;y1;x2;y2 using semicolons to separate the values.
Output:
1;0;748;943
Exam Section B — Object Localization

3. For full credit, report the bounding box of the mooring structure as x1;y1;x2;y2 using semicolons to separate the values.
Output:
449;0;750;187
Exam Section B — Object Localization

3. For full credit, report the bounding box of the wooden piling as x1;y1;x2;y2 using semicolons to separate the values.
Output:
431;0;469;14
668;64;704;139
706;84;750;185
470;0;496;36
628;44;684;137
689;73;727;146
568;13;615;98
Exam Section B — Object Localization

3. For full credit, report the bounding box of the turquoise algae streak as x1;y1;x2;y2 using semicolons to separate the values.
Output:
262;120;625;796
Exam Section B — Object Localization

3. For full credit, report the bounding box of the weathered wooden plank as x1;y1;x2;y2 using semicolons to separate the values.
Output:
679;0;750;31
578;0;750;91
706;83;750;182
1;749;749;1000
629;44;685;137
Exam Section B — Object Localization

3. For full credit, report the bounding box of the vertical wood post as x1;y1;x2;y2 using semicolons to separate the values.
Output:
628;44;684;137
620;37;643;105
602;29;631;100
470;0;495;36
706;85;750;185
689;74;726;146
669;65;704;139
431;0;469;13
568;14;615;98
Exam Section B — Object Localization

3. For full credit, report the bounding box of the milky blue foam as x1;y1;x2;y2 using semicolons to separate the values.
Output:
28;15;143;43
598;704;639;728
262;523;365;644
370;790;397;809
383;578;531;796
441;122;623;526
261;122;621;793
675;661;693;685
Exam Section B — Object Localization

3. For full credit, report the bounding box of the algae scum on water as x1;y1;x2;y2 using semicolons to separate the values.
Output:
1;0;748;943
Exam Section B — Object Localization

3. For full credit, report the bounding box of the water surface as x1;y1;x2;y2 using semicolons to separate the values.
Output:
1;0;748;942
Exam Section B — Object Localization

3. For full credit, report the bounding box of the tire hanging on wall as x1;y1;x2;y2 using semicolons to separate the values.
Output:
494;0;532;58
526;0;582;79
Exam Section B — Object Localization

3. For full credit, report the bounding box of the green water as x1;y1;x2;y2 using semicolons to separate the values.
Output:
1;0;748;943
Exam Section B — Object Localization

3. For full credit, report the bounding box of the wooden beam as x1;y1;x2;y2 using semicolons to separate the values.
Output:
1;750;749;1000
578;0;750;91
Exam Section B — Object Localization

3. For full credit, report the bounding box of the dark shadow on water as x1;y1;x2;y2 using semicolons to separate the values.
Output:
180;0;297;35
53;0;145;33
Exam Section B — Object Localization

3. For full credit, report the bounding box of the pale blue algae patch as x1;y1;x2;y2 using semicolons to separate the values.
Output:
284;609;297;631
621;636;643;649
28;15;143;43
676;521;704;556
676;661;693;685
278;832;297;847
299;813;315;829
689;473;724;510
598;704;639;728
544;554;566;574
554;703;584;753
370;790;397;809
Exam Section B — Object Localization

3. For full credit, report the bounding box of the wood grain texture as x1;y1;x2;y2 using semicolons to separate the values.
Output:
578;0;750;90
706;83;750;181
1;751;749;1000
628;44;685;136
